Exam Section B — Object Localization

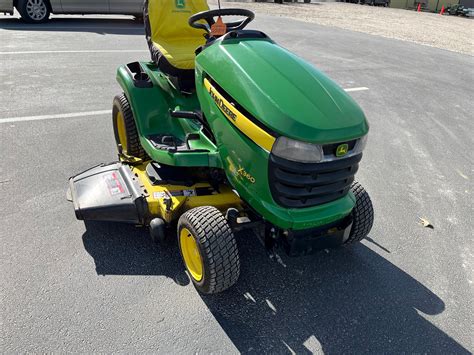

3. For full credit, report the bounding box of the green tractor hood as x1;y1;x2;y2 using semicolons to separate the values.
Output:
196;37;369;143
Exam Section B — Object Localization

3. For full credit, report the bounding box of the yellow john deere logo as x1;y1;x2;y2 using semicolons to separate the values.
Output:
203;78;276;152
175;0;185;8
336;143;349;157
209;87;237;121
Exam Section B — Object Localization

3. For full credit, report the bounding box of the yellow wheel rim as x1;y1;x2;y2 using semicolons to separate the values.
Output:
179;227;203;282
116;111;127;152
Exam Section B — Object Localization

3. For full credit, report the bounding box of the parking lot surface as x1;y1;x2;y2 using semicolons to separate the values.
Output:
1;12;473;353
221;1;474;55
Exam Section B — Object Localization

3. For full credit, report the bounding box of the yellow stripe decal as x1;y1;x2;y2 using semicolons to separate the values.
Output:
204;78;276;152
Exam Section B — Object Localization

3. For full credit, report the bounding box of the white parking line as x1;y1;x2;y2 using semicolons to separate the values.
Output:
1;86;369;123
344;87;369;92
0;49;148;55
0;110;111;124
0;26;141;31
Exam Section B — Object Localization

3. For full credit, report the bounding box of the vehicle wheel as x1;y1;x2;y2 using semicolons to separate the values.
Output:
17;0;50;23
112;93;148;160
344;182;374;245
178;206;240;294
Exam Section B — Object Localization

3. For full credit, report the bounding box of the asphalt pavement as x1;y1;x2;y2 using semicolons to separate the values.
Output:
1;11;473;354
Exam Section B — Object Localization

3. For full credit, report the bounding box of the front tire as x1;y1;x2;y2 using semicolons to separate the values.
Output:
344;182;374;244
178;206;240;294
17;0;50;23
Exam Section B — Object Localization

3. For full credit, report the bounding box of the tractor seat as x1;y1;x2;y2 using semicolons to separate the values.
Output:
144;0;209;90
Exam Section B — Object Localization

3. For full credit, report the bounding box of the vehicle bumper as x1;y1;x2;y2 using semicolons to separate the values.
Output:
282;216;353;256
0;0;13;14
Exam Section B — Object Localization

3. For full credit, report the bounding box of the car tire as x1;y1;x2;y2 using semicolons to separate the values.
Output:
178;206;240;294
17;0;50;23
344;182;374;245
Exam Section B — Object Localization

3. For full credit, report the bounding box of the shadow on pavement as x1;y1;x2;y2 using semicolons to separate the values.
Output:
82;221;188;284
0;17;144;35
82;222;469;353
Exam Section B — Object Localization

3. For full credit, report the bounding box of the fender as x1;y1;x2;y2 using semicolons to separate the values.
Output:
116;62;220;168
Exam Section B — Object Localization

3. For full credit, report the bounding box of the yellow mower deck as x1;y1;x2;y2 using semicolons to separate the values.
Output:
68;159;243;225
130;162;243;223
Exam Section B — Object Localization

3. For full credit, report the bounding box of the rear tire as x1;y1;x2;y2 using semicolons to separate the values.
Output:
112;94;148;160
344;182;374;244
17;0;50;23
178;206;240;294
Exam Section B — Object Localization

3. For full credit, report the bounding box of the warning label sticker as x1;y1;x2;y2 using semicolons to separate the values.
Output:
152;189;196;199
104;172;126;196
153;191;167;199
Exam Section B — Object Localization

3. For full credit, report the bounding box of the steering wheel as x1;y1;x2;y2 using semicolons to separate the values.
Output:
188;8;255;34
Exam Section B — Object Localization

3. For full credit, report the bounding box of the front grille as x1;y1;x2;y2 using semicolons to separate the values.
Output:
268;153;362;208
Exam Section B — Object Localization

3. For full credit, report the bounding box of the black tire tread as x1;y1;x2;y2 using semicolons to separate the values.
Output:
178;206;240;294
345;181;374;244
112;93;148;160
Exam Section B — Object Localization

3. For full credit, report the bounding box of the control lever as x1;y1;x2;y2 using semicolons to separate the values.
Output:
169;110;204;125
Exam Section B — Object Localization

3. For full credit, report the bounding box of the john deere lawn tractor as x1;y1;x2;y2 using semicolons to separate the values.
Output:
68;0;374;294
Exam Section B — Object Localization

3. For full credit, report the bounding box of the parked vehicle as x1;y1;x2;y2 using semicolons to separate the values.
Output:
360;0;390;6
0;0;143;23
445;4;474;16
343;0;390;6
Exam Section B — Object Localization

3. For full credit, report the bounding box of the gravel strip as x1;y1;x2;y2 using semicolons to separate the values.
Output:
213;1;474;55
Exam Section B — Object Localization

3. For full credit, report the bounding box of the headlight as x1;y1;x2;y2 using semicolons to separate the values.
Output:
353;135;368;155
271;135;368;163
271;137;323;163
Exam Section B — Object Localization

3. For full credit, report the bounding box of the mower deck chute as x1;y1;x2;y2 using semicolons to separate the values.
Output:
68;161;243;225
68;162;147;224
